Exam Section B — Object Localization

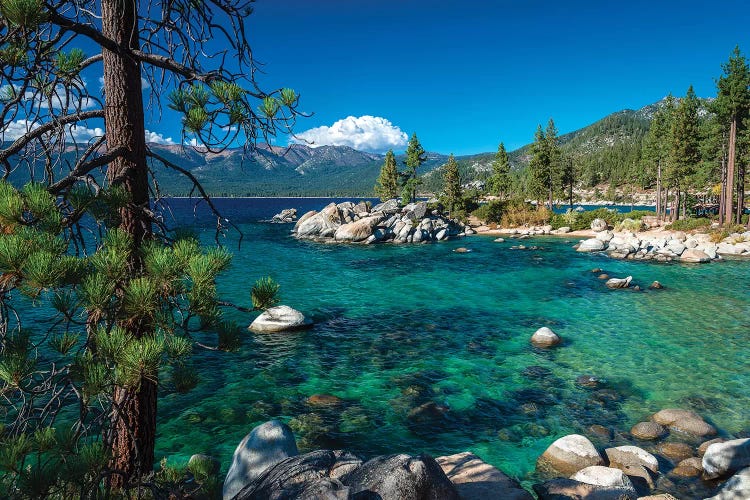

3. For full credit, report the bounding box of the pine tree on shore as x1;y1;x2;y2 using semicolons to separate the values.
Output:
442;154;462;214
488;142;511;198
402;133;427;204
715;46;750;225
669;86;701;220
374;150;399;201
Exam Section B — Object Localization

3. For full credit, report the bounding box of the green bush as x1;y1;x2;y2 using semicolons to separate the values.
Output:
666;217;711;231
472;200;505;224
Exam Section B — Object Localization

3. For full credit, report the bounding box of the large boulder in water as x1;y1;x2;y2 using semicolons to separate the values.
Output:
223;420;299;499
249;305;309;333
537;434;604;476
605;276;632;289
436;452;533;500
570;465;635;489
651;408;717;438
294;203;341;237
681;248;711;263
530;327;561;348
577;238;606;252
702;438;750;479
341;453;460;499
334;215;383;242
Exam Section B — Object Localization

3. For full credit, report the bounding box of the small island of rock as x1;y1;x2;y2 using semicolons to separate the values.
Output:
293;200;468;244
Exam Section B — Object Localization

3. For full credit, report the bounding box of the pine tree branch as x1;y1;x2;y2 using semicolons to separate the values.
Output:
48;145;128;194
0;109;106;167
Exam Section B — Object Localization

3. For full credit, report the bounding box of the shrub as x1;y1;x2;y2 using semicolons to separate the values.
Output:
472;200;505;224
615;218;645;232
666;218;711;231
500;201;551;227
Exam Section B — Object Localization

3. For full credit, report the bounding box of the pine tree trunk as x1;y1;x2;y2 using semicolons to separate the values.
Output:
725;117;737;225
655;160;662;222
736;164;745;224
719;154;726;225
101;0;155;487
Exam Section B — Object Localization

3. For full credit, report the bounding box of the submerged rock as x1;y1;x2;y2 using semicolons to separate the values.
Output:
223;420;299;499
605;276;632;289
631;421;668;441
531;327;561;348
651;408;717;438
249;305;310;333
436;451;533;500
605;445;659;473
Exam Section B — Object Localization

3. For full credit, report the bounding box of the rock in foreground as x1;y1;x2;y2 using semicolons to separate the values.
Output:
223;420;299;499
248;305;310;333
436;452;533;500
531;327;562;348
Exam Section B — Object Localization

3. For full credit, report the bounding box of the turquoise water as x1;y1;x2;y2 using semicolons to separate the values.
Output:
154;199;750;486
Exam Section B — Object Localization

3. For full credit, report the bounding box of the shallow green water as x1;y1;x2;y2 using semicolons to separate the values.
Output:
155;212;750;485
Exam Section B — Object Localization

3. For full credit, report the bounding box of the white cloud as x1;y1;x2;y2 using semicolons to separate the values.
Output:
68;124;104;141
2;119;39;141
145;129;175;145
292;115;408;153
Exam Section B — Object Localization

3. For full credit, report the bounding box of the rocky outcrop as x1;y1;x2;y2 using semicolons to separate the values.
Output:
570;465;635;489
537;434;604;476
591;218;609;232
531;327;561;348
223;420;299;499
569;230;750;262
270;208;297;223
248;305;311;333
436;452;533;500
702;438;750;479
293;200;465;244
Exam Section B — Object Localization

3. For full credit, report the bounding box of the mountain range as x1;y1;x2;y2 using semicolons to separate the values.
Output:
4;98;693;197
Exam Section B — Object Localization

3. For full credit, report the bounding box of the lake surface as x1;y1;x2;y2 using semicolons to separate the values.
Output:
153;198;750;486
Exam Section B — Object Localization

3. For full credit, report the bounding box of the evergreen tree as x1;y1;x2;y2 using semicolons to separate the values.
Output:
374;150;399;201
715;46;750;224
0;0;300;492
442;154;462;214
402;133;427;203
545;118;562;209
560;155;576;208
488;142;511;198
528;124;549;206
641;95;676;220
528;119;561;209
669;86;701;220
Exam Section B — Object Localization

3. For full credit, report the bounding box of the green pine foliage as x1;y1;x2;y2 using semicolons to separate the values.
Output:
0;180;259;496
441;154;462;214
488;143;511;198
402;133;427;203
374;150;399;201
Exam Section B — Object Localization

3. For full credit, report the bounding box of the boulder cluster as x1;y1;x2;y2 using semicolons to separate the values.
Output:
535;408;750;499
292;200;468;244
576;218;750;263
270;208;297;223
222;420;531;500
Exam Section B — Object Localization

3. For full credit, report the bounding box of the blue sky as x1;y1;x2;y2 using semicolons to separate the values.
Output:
237;0;750;155
6;1;747;157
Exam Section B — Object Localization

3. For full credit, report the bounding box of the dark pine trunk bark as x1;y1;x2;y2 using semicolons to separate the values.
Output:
101;0;155;487
736;163;745;224
725;116;737;225
720;154;726;226
655;160;662;221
